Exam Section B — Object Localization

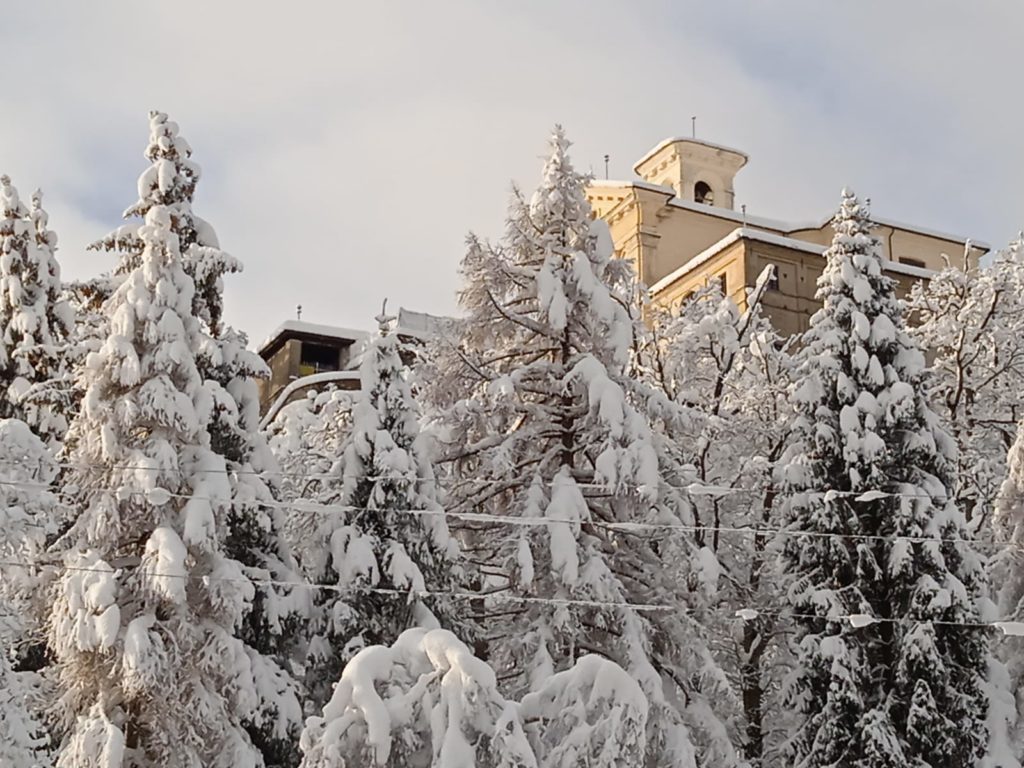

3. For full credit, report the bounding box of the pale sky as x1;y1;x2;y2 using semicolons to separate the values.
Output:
1;1;1020;347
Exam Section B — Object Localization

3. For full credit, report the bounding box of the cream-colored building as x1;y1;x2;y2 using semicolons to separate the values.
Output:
586;137;989;335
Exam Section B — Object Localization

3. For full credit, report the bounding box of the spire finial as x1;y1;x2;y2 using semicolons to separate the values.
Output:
691;116;697;138
296;304;302;320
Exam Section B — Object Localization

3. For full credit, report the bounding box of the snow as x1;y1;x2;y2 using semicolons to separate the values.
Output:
259;370;361;428
256;319;369;356
631;136;749;174
649;226;939;297
301;628;537;768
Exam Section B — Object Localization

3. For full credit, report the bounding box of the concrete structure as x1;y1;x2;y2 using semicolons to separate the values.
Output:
256;320;367;417
256;310;452;419
587;137;989;336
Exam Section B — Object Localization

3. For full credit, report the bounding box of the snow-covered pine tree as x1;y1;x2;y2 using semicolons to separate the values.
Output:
909;234;1024;525
0;177;74;445
301;313;462;713
48;206;264;767
0;418;62;767
780;189;990;767
431;127;724;766
89;111;306;765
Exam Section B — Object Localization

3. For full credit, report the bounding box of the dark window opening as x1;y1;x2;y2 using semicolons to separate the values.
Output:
716;273;727;296
899;257;927;269
766;266;780;291
694;181;714;205
300;342;341;374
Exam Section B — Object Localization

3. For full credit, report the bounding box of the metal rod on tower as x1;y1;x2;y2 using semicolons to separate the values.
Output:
603;154;610;180
692;116;697;138
296;304;302;320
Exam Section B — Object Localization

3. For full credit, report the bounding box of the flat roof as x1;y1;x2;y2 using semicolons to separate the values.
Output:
257;320;370;358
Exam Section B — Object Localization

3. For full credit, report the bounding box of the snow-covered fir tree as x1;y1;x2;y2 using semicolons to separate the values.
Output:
47;206;271;766
301;313;462;713
641;271;795;764
0;177;74;445
909;234;1024;526
87;111;307;765
431;126;735;766
0;418;62;767
519;652;650;767
779;189;990;767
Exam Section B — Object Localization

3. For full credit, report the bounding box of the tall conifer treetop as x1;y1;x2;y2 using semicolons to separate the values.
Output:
0;176;73;442
91;110;241;337
780;189;989;767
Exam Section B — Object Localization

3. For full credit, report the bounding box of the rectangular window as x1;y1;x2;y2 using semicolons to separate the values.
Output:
766;265;780;291
716;273;728;296
300;342;341;374
899;257;927;269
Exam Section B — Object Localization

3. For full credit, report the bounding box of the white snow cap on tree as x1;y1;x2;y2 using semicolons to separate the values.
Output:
90;110;240;335
300;628;537;768
301;627;650;768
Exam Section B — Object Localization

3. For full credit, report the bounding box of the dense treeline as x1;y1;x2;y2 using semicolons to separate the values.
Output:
2;114;1023;768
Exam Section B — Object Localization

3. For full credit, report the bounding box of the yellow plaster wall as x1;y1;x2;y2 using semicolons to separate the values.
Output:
653;240;749;310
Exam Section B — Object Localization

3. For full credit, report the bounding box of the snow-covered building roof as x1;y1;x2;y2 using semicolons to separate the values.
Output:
650;226;937;296
588;179;988;251
396;308;456;340
257;320;370;358
632;137;750;174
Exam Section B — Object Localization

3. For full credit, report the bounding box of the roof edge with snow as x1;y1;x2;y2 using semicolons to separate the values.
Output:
649;226;938;295
632;137;750;174
585;180;989;252
257;320;370;357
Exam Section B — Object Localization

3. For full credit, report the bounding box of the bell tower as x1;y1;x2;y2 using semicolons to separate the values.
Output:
633;137;748;210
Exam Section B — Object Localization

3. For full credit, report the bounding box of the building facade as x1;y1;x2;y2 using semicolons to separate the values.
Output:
586;137;988;335
256;136;989;415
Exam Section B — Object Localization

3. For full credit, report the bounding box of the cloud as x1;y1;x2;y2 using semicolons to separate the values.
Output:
0;1;1019;344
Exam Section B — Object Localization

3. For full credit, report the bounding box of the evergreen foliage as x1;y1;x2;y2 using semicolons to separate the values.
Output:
0;177;74;445
780;189;990;767
301;314;463;713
